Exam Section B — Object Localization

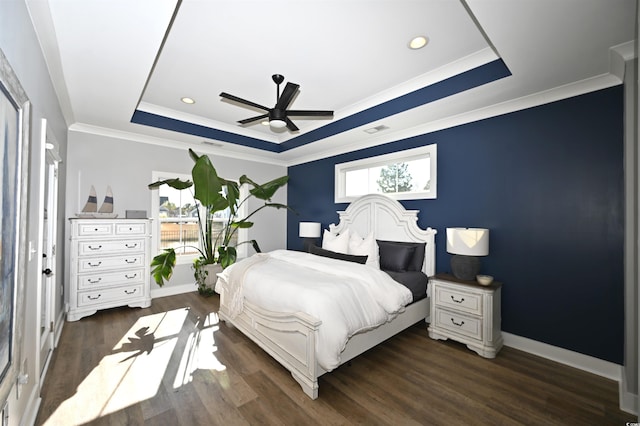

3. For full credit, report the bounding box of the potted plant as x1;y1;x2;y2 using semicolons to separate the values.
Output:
148;149;289;295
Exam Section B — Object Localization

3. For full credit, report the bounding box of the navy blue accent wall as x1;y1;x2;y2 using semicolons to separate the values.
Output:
287;86;624;364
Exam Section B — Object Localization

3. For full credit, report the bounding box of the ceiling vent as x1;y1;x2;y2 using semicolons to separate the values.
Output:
364;125;389;134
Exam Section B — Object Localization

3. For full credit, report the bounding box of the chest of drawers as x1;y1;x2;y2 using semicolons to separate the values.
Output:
68;219;152;321
427;273;502;358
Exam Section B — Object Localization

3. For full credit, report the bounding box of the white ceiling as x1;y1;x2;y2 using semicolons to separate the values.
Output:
27;0;636;166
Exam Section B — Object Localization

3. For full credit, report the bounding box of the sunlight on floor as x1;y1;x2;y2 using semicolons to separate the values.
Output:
42;307;227;425
173;311;226;388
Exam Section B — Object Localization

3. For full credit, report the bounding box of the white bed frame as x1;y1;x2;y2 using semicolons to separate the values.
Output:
218;194;437;399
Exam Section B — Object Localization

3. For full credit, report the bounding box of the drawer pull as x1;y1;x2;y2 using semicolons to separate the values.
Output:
124;289;137;295
88;245;102;250
87;294;101;300
124;259;137;264
87;278;102;284
125;273;138;279
451;295;465;303
451;318;465;327
125;243;138;249
87;261;102;267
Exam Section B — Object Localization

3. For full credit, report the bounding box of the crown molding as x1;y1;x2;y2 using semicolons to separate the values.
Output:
68;122;288;167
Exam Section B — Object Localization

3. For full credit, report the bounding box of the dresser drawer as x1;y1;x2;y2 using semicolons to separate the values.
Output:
77;268;145;290
434;308;482;341
78;239;145;256
434;285;482;316
77;285;144;307
78;254;145;273
115;222;147;235
77;222;114;236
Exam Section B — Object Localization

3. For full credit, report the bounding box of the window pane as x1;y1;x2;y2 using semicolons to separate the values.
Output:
156;181;239;257
335;145;436;202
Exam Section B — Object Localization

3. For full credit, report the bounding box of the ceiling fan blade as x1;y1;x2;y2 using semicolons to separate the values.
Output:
286;110;334;117
274;82;300;110
238;113;268;125
220;92;269;111
285;117;299;131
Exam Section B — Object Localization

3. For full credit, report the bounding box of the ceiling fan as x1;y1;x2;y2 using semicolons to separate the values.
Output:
219;74;334;131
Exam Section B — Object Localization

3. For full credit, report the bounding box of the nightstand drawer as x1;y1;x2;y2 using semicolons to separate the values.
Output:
434;308;482;341
434;285;482;315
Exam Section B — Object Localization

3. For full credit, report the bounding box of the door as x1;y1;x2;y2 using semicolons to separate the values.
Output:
39;138;60;378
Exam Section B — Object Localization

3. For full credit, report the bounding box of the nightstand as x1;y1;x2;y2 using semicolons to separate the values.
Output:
427;273;503;358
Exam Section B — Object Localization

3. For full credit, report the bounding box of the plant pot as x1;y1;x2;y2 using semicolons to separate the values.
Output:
194;263;223;296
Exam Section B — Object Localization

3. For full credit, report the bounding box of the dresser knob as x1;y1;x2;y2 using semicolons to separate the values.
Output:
451;295;465;303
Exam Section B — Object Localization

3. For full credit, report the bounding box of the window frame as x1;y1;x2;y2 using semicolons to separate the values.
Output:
334;144;437;203
151;170;248;266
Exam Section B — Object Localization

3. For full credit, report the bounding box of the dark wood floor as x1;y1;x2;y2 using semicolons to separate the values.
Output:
36;292;634;425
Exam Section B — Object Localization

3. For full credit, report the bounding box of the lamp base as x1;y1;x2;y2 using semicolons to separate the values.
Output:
450;255;481;281
302;238;318;252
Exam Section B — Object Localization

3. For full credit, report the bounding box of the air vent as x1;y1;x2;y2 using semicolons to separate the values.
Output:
202;141;223;147
364;125;389;134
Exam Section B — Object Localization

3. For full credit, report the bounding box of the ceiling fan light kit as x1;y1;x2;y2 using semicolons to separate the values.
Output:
220;74;333;132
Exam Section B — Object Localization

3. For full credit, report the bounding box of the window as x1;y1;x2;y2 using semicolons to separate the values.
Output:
335;144;437;202
151;171;247;264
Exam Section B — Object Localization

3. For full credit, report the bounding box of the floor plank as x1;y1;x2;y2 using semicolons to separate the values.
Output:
35;292;635;425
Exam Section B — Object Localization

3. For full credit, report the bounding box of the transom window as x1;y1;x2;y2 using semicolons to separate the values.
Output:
335;144;437;202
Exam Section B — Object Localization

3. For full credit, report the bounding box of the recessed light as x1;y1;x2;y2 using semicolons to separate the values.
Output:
408;35;429;50
181;97;195;104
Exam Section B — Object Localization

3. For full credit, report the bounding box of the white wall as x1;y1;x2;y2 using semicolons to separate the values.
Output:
65;130;288;296
0;1;68;425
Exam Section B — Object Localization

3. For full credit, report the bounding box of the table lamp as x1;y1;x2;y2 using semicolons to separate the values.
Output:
299;222;321;252
446;227;489;280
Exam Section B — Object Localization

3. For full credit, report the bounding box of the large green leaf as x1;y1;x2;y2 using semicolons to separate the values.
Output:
240;175;289;200
223;180;240;216
148;178;193;190
218;246;237;269
150;249;177;287
231;221;253;229
192;155;223;208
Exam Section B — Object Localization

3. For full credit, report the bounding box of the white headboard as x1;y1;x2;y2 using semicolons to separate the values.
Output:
329;194;437;276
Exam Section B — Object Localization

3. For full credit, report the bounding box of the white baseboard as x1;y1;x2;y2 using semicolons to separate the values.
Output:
502;332;621;381
150;283;196;299
620;366;639;415
19;388;40;426
503;332;639;415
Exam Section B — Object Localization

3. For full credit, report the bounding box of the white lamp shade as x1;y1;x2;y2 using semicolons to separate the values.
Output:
299;222;321;238
446;227;489;256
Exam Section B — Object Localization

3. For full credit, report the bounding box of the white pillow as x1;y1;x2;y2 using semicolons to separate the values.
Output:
322;228;350;254
348;230;380;269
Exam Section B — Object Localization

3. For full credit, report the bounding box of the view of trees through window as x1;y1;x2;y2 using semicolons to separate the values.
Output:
345;158;430;197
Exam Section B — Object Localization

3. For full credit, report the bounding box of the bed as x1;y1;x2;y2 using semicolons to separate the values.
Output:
216;194;437;399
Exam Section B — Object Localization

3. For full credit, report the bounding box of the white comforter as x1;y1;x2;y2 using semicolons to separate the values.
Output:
216;249;413;371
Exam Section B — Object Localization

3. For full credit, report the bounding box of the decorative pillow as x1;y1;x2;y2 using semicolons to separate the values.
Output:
348;230;380;269
309;244;368;264
377;242;416;272
377;240;425;272
322;228;350;254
